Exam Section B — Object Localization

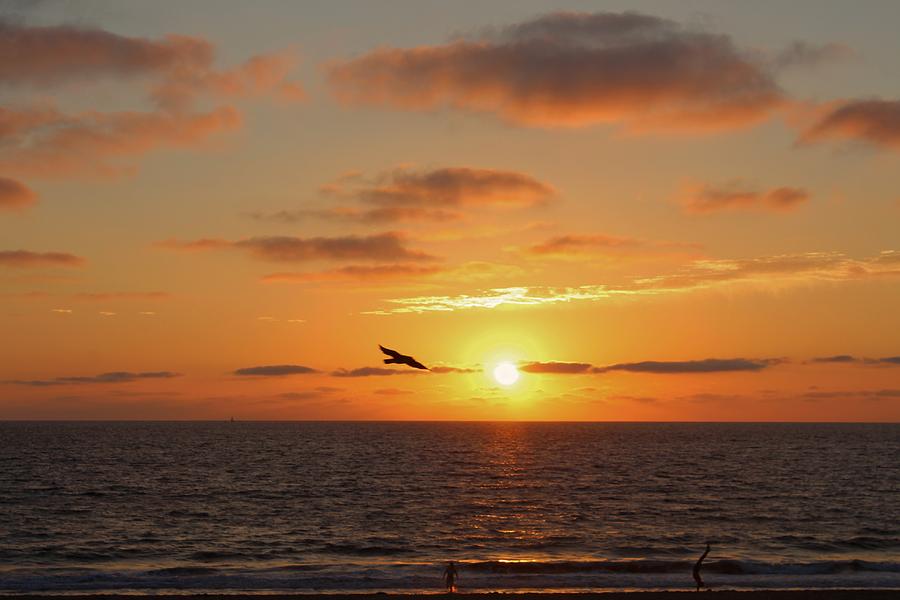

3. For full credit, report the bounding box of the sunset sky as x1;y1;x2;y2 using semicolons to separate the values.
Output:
2;0;899;421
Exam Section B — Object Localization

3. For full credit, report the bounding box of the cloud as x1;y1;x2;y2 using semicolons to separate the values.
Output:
772;41;854;70
594;358;781;373
366;250;900;314
809;355;900;366
811;355;858;363
233;365;320;377
527;233;700;256
429;365;480;374
801;388;900;401
248;206;465;224
0;19;303;108
798;99;900;150
0;176;37;211
0;105;242;179
261;264;445;283
521;361;593;374
158;232;436;263
520;358;779;375
0;249;85;268
679;181;809;214
0;20;302;182
333;167;556;208
374;388;413;396
327;11;785;131
331;367;422;377
74;292;169;301
7;371;181;386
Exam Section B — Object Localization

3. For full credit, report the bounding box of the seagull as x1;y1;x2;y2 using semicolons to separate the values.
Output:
379;345;429;370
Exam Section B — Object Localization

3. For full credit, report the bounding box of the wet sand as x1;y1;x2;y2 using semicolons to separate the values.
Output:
4;592;899;599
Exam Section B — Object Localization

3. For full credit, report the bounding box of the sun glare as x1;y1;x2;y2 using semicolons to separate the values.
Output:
493;362;520;386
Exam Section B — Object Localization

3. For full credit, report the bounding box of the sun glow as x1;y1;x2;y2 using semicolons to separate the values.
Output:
493;362;520;386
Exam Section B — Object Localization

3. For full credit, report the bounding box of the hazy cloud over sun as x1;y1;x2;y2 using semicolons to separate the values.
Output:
521;358;781;374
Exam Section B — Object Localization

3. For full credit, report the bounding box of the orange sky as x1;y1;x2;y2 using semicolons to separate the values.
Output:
1;1;899;421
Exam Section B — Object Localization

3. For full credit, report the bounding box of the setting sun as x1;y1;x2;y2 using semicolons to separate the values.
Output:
493;362;520;386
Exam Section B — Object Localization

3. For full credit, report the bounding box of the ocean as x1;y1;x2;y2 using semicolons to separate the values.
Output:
1;422;898;593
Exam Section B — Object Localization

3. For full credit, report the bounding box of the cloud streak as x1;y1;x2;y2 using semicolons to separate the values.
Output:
233;365;320;377
7;371;181;386
158;232;436;263
0;250;85;268
679;182;809;214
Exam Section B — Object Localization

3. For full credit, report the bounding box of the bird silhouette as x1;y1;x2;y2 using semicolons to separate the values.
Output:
379;345;429;370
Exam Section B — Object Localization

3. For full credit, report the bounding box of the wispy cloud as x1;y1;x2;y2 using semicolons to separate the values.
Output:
233;365;320;377
678;181;810;214
366;251;900;314
6;371;181;386
157;232;436;263
0;250;85;268
798;99;900;150
262;264;445;283
0;176;37;211
527;233;700;257
331;367;422;378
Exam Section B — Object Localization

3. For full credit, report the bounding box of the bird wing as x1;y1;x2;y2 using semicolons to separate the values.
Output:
407;358;429;370
379;345;401;358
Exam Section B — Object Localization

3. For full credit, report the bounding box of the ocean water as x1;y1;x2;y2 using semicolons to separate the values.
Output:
1;421;898;593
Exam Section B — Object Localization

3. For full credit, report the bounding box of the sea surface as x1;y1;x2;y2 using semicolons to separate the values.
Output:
1;422;898;593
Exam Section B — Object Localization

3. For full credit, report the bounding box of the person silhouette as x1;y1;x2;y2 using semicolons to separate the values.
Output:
443;561;458;593
693;543;711;591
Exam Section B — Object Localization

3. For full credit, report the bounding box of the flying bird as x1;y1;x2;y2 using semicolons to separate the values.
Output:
379;345;429;370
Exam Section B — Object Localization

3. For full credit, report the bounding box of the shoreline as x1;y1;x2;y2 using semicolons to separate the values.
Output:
3;592;900;599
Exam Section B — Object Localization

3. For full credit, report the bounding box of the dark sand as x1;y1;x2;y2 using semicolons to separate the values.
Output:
4;593;899;599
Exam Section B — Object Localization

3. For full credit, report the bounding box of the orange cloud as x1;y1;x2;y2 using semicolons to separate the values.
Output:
262;264;445;283
248;206;464;225
327;11;784;131
0;106;241;179
325;166;555;208
0;177;37;211
367;251;900;314
0;20;302;182
679;181;810;214
0;250;85;268
798;99;900;150
158;232;436;263
527;233;700;258
0;19;303;109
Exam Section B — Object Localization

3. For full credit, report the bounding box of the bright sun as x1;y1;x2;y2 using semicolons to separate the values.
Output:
493;362;520;386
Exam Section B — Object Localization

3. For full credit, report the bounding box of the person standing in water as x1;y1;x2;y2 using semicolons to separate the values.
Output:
443;561;458;593
693;543;711;591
